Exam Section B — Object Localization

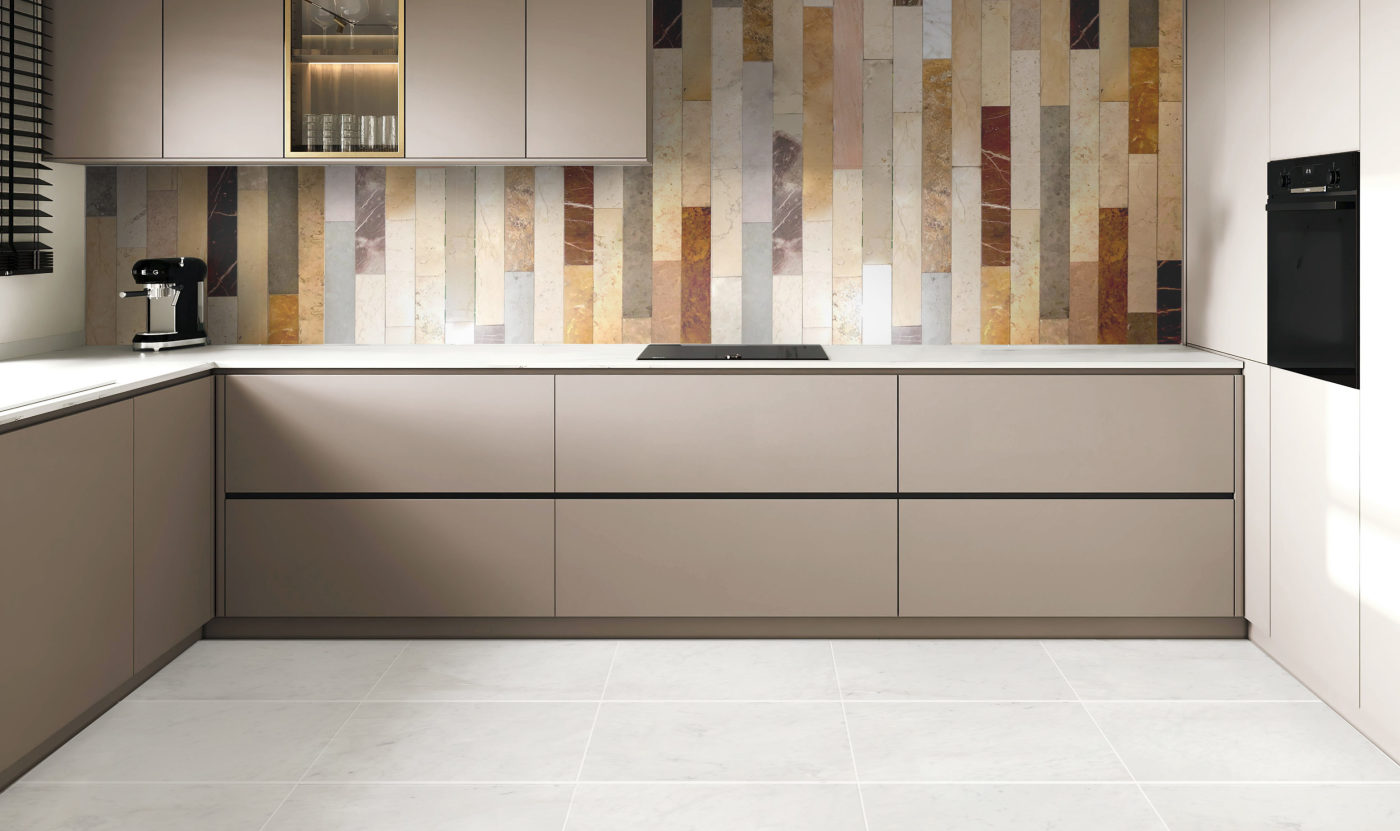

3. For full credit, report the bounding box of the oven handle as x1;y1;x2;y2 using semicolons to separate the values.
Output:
1266;201;1357;211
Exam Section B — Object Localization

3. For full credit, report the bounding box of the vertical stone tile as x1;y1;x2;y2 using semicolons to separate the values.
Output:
1128;46;1159;153
1128;0;1157;46
1041;0;1070;104
682;206;713;342
413;274;445;344
1158;0;1182;101
176;167;208;262
1127;311;1155;344
772;272;803;341
267;167;299;297
981;105;1011;267
834;169;864;276
742;221;775;342
834;0;864;168
1157;258;1182;343
712;275;744;343
1040;105;1071;320
924;0;951;58
1127;153;1157;313
1069;0;1098;48
415;168;447;343
236;169;268;344
596;165;624;212
267;294;299;345
206;296;238;346
951;0;982;166
774;0;805;113
564;166;595;266
862;59;893;264
743;62;776;222
354;167;385;276
980;265;1011;343
714;5;745;183
474;324;505;345
623;318;653;343
1011;0;1040;50
893;5;924;112
1010;208;1040;342
116;167;147;248
1069;50;1100;261
654;50;684;261
1100;0;1128;100
594;206;625;343
1010;50;1040;209
862;264;893;344
1040;317;1069;343
1068;259;1097;343
564;264;595;343
833;274;863;343
355;272;385;345
922;58;953;273
653;260;684;342
206;167;238;298
803;6;835;221
746;0;775;60
504;272;535;344
85;217;117;345
86;167;117;217
1157;101;1183;260
505;166;535;273
893;112;922;326
773;114;805;274
655;0;683;47
921;271;952;343
683;0;713;99
145;188;177;259
385;167;416;221
624;166;655;319
950;166;982;343
534;166;564;344
802;220;833;341
297;167;325;344
712;165;744;277
867;0;893;59
1099;101;1129;207
324;166;355;222
445;167;477;341
475;166;507;327
1098;206;1128;343
682;101;713;206
385;217;415;334
323;221;355;344
981;0;1011;106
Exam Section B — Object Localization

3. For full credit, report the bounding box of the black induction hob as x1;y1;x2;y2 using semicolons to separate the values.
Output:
637;344;829;360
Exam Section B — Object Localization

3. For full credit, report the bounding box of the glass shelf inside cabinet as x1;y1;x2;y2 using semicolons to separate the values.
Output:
287;0;405;158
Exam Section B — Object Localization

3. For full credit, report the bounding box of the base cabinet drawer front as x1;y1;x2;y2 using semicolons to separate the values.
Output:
225;500;554;617
556;375;897;493
898;375;1236;493
557;500;898;617
899;499;1236;617
225;374;553;493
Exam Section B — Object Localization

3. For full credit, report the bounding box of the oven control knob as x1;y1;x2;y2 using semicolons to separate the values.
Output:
1281;173;1292;189
1330;169;1343;186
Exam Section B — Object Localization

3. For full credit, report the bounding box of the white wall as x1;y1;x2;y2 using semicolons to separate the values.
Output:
0;162;85;360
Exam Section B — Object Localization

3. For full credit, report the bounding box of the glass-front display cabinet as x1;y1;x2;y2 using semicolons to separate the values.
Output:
286;0;405;158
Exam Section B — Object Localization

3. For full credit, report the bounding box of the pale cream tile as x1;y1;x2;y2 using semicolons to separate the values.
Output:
385;167;416;222
952;0;982;166
712;167;744;278
1128;154;1158;313
385;219;415;329
1011;208;1041;343
415;168;446;277
1099;102;1130;208
236;188;268;344
892;112;922;328
950;167;981;343
593;207;624;343
1070;51;1100;262
653;50;684;261
833;274;863;344
415;274;446;344
1011;50;1041;210
682;101;713;207
865;0;892;59
1041;0;1070;105
682;0;712;100
474;167;506;327
803;220;834;333
1158;101;1183;260
892;6;924;113
774;0;806;114
593;167;624;211
711;275;743;343
773;273;804;341
712;6;744;173
535;166;566;344
862;263;893;344
981;0;1011;107
834;169;864;277
355;273;386;344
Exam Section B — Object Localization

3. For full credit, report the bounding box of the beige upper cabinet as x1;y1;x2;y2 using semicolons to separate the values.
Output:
406;0;525;159
50;0;163;159
527;0;650;160
164;0;284;159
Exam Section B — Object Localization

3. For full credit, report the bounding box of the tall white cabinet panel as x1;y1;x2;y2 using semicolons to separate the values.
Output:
405;0;526;159
163;0;284;159
1269;368;1360;709
1184;0;1269;363
1269;0;1359;159
1244;360;1271;637
1359;0;1400;758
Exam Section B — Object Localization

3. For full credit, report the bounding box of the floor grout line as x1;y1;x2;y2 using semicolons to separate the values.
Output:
559;641;620;831
829;640;872;831
1039;640;1175;831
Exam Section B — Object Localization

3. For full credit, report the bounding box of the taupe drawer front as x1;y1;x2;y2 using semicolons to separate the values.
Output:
899;375;1235;493
225;374;553;493
899;499;1236;617
226;500;554;617
557;499;897;617
556;375;897;492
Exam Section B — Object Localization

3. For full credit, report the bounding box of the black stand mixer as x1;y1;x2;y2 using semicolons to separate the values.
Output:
119;257;211;352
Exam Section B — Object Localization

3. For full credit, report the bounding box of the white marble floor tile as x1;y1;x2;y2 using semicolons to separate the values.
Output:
862;784;1165;830
581;703;855;782
1144;784;1400;830
367;641;616;701
1042;640;1316;701
604;640;840;701
263;784;573;830
564;784;867;830
845;702;1129;782
131;640;405;701
834;640;1076;701
24;701;355;783
0;784;291;831
1088;702;1400;782
303;702;596;782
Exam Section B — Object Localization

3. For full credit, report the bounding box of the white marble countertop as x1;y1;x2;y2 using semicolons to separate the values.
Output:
0;344;1241;429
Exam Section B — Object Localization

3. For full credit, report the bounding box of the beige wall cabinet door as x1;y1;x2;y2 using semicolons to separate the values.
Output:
163;0;284;159
406;0;525;159
526;0;649;160
0;404;134;776
557;499;898;617
50;0;163;159
134;379;214;668
900;499;1236;617
225;499;555;617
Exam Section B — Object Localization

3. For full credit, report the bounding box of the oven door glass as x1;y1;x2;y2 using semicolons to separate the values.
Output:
1267;201;1360;388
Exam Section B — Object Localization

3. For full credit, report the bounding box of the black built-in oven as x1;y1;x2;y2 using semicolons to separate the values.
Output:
1267;151;1360;389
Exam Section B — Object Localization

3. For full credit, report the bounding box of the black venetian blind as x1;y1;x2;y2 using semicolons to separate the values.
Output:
0;0;50;276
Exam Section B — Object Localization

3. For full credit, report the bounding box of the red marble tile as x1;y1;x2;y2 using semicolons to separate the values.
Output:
1098;207;1129;344
1129;47;1159;153
682;206;712;343
981;106;1012;268
565;166;594;266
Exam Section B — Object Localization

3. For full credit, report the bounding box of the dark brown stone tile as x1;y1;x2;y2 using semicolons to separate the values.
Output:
1070;0;1099;49
206;166;238;297
1157;258;1182;344
682;206;712;343
981;106;1011;268
565;166;595;267
1098;207;1129;344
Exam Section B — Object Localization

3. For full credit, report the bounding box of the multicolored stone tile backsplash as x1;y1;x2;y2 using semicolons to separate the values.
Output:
84;0;1182;347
